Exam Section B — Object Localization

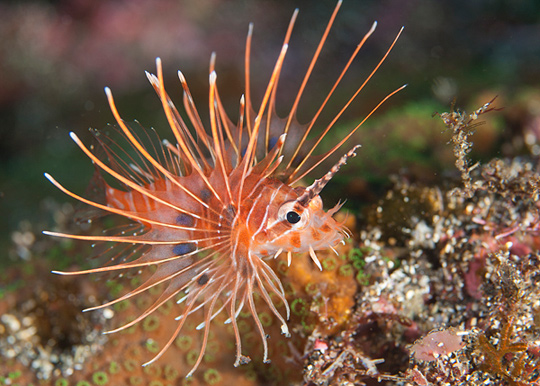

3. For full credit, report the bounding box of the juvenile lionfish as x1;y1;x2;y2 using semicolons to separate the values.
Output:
45;1;404;376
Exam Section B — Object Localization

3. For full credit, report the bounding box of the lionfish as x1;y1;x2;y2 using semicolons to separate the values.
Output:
44;0;404;376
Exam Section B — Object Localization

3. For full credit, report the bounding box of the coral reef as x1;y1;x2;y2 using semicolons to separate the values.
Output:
4;95;540;386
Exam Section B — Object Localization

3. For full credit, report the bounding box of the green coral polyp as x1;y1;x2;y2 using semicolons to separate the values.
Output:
277;260;289;275
113;299;131;312
142;315;160;332
92;371;108;385
175;335;193;350
339;263;354;276
206;340;219;354
203;351;216;363
322;256;337;271
284;282;296;296
157;300;173;315
145;339;159;353
258;311;273;327
143;364;161;376
106;281;123;297
203;368;222;385
164;364;179;381
269;291;284;308
186;350;199;366
109;361;120;374
121;316;137;334
291;298;307;316
130;276;141;288
352;259;366;270
305;282;319;295
136;296;151;310
301;320;315;333
355;271;369;285
148;283;163;296
182;377;194;386
124;359;137;372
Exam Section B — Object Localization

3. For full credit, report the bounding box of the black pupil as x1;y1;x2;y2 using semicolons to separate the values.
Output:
286;211;301;224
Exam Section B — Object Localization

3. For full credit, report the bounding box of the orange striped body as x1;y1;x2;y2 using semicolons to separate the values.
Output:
105;164;344;264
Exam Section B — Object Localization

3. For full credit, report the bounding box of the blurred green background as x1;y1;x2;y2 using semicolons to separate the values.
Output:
1;0;539;260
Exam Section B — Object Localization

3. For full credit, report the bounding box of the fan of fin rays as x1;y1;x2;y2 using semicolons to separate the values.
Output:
44;0;405;376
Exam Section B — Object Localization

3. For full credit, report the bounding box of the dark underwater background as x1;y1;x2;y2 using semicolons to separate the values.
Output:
1;1;540;385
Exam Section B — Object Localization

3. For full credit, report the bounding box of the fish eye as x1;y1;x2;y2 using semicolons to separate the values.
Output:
286;211;301;224
278;201;309;229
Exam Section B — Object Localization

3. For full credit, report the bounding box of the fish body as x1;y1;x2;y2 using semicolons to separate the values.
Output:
45;0;404;375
